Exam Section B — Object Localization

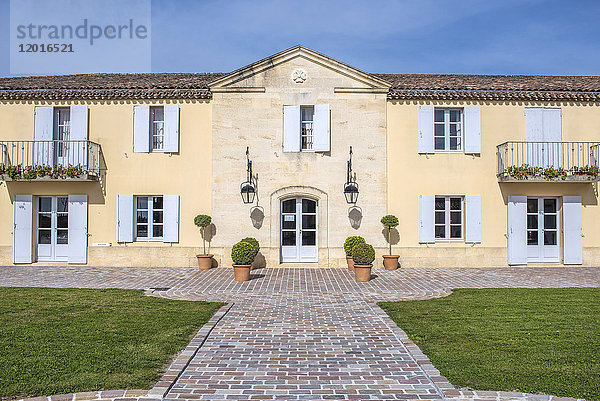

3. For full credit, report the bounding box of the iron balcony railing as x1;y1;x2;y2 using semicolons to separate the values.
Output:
0;140;102;180
497;141;600;181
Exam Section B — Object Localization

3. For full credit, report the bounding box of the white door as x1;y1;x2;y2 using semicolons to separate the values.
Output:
37;196;69;262
54;108;71;166
281;198;318;263
526;197;560;263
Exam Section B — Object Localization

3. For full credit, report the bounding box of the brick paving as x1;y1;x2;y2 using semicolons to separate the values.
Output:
2;266;599;401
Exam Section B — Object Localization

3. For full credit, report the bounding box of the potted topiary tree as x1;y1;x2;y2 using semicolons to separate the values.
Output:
231;241;255;281
241;237;260;268
352;243;375;282
194;214;213;269
380;215;400;270
343;236;365;271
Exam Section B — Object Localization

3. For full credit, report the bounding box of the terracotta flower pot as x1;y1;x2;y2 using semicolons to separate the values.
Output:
346;255;355;271
354;264;373;282
196;254;213;270
382;255;399;270
233;265;251;281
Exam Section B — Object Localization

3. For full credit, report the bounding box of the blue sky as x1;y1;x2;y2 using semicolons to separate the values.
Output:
1;0;599;76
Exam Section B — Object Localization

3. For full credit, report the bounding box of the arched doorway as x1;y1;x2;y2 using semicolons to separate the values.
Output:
280;197;318;263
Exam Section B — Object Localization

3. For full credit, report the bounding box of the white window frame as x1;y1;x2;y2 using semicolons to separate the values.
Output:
135;195;164;241
434;108;463;153
434;196;464;241
150;106;165;152
300;106;314;152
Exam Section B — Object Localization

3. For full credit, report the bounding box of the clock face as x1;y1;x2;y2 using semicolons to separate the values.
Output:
292;69;307;83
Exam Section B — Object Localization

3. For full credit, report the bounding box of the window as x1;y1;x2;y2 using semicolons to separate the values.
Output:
300;106;314;151
150;106;165;151
434;109;462;151
54;107;71;158
434;196;463;240
135;196;164;240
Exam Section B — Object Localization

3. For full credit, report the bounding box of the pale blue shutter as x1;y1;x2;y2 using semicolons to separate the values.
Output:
563;196;582;265
34;106;54;165
13;195;33;263
69;106;88;168
117;195;134;242
283;106;301;152
418;106;434;154
68;195;88;263
525;108;544;167
508;196;527;265
464;106;481;154
543;108;562;168
163;195;179;243
313;104;330;152
133;106;150;153
163;105;179;153
465;195;481;243
418;195;435;243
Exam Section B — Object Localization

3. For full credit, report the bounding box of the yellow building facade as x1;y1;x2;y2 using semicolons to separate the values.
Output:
1;46;598;268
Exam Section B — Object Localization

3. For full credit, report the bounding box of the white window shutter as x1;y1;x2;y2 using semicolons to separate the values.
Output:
13;195;33;263
116;195;134;242
68;195;88;264
524;108;544;141
283;105;301;152
163;105;179;153
465;195;481;243
418;195;435;243
543;108;562;168
563;196;582;265
313;104;330;152
133;105;150;153
507;196;527;265
464;106;481;154
69;106;89;168
418;106;434;154
34;106;54;165
163;195;179;242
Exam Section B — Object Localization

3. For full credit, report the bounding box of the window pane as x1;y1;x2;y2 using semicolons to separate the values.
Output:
450;198;461;210
450;225;462;238
57;197;68;213
150;106;164;122
282;200;295;213
153;196;163;210
282;231;296;246
544;231;557;246
434;109;444;122
302;199;316;213
136;225;148;237
450;137;459;150
38;230;51;244
527;199;537;213
435;211;445;224
302;215;316;229
57;229;68;244
38;213;51;228
302;231;316;246
282;216;295;229
435;226;445;238
137;197;148;210
435;197;445;210
527;215;538;230
57;214;68;229
450;211;461;224
434;137;445;150
449;110;460;122
544;199;557;213
449;124;457;136
434;124;445;136
544;215;556;230
527;230;538;245
153;211;163;224
301;107;314;122
137;211;148;224
38;197;51;212
153;225;163;238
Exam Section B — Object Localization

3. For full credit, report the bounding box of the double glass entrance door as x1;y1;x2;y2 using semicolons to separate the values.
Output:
281;198;318;263
527;197;559;263
37;196;69;262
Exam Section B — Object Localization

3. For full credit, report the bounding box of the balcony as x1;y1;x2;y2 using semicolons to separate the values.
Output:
0;140;103;181
497;141;600;182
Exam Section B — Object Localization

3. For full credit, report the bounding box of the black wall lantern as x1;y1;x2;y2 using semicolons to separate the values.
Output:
240;147;256;204
344;146;359;204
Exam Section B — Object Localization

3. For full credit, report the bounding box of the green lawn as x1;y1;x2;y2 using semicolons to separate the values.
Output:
0;287;225;399
380;288;600;401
